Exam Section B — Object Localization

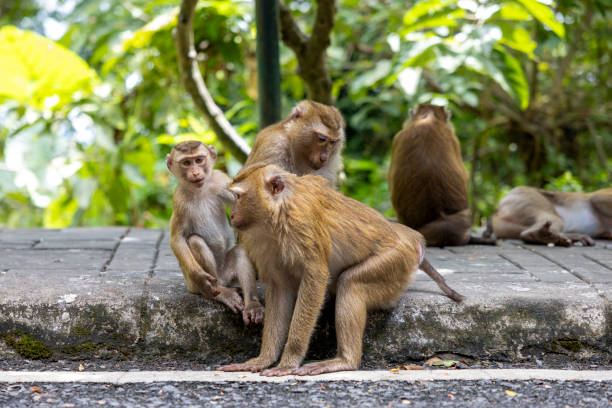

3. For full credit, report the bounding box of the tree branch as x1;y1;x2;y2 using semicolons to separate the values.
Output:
278;0;335;105
175;0;251;161
278;2;307;54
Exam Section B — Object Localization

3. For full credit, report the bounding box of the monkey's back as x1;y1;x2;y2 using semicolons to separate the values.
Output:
389;118;469;229
245;123;294;172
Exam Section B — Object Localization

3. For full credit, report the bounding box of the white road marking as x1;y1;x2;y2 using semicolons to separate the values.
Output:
1;370;612;384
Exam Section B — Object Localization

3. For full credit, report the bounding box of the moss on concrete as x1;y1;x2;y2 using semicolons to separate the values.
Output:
4;331;53;359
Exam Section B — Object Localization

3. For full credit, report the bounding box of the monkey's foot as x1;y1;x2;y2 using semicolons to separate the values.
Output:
215;287;244;314
565;233;595;246
260;365;299;377
242;303;264;325
292;358;356;376
218;357;274;373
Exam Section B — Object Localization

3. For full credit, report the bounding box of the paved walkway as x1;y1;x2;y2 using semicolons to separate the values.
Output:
1;228;611;364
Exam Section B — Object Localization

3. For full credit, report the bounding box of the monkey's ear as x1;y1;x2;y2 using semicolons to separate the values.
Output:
166;154;172;171
207;145;217;160
289;105;304;120
266;175;285;196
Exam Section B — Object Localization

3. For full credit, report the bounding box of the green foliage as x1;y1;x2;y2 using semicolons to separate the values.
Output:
0;0;610;227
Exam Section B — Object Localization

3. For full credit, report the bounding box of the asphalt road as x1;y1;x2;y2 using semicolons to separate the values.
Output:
2;379;611;407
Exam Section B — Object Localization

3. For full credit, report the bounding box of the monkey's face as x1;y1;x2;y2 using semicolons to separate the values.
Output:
173;147;213;187
308;129;342;170
229;165;287;231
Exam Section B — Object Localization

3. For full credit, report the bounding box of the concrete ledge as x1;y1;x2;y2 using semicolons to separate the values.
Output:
1;228;611;364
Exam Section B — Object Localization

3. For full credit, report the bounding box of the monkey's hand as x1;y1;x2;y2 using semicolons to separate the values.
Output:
242;301;264;325
214;287;244;314
218;357;274;373
193;272;220;297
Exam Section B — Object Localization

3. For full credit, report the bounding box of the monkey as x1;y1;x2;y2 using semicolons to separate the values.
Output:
167;140;263;325
486;186;612;246
244;100;345;185
388;103;496;247
218;163;464;376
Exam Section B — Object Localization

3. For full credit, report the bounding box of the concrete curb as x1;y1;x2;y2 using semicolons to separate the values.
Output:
1;228;611;364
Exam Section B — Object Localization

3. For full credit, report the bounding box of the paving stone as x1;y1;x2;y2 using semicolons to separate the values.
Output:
0;249;109;271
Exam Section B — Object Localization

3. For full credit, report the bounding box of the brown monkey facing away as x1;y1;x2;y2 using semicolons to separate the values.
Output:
244;100;345;185
487;186;612;246
167;141;263;325
388;104;495;247
219;163;464;376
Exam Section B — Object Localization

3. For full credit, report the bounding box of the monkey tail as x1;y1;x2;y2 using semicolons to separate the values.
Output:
482;216;493;238
419;258;465;303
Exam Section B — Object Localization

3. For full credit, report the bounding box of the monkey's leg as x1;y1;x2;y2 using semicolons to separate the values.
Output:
491;215;526;239
261;268;329;377
172;235;219;296
219;282;296;372
224;245;264;325
187;235;244;313
293;249;409;376
418;210;471;247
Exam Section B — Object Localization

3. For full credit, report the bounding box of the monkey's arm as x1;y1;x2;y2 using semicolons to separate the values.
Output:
219;280;296;372
262;264;328;376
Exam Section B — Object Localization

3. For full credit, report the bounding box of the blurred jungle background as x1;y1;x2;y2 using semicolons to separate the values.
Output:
0;0;610;228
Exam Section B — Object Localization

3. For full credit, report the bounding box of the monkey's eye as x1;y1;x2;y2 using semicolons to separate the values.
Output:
316;133;327;142
195;157;204;164
329;139;337;145
181;160;192;166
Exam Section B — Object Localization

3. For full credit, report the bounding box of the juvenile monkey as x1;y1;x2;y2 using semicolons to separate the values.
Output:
487;186;612;246
167;141;263;325
219;164;464;376
388;103;495;247
245;100;345;185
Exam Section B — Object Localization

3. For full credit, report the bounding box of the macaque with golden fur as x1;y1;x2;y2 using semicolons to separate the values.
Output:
388;104;495;247
219;164;464;376
245;100;345;185
167;141;263;325
487;186;612;246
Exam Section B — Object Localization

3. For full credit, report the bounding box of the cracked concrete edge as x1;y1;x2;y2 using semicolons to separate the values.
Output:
1;283;609;364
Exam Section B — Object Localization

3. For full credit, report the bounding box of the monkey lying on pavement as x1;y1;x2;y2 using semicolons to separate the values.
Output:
486;186;612;246
219;163;464;376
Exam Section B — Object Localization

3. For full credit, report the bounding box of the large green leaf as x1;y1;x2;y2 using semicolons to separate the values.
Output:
498;23;537;58
0;26;98;110
515;0;565;38
403;0;457;26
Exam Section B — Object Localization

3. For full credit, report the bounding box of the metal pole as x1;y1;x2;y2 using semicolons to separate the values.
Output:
255;0;282;128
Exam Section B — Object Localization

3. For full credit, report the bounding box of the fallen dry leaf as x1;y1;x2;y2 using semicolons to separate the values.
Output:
448;393;455;399
78;364;85;372
238;375;247;378
424;357;442;366
401;365;425;370
30;386;42;393
390;368;400;372
320;384;327;391
401;400;411;405
505;390;517;397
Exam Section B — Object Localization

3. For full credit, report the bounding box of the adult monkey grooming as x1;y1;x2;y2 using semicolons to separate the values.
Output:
388;103;495;247
487;186;612;246
167;141;263;325
219;164;464;376
244;100;345;185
